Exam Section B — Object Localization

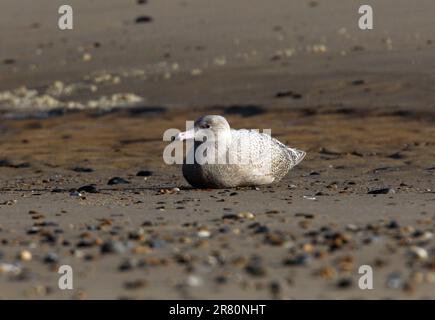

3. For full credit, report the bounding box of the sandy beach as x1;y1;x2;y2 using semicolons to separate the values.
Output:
0;0;434;299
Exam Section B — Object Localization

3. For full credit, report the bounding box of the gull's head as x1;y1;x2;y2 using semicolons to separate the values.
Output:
174;115;231;142
194;115;230;135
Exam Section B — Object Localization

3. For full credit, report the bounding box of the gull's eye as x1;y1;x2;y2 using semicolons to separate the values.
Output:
205;124;211;129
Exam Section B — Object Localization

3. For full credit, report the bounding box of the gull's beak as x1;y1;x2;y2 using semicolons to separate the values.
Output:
174;129;195;141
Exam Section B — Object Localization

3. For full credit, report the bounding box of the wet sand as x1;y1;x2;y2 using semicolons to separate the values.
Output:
0;108;434;299
0;0;434;299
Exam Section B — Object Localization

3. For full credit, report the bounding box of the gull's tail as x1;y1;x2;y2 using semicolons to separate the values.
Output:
288;148;306;167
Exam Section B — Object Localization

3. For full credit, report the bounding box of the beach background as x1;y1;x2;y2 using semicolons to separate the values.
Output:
0;0;434;299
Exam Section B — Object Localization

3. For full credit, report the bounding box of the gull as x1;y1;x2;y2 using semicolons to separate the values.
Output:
175;115;305;188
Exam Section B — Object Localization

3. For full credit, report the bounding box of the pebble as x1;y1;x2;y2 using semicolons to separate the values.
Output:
69;191;83;197
191;68;203;76
0;263;22;275
345;224;360;232
245;256;267;277
264;232;289;246
283;254;312;266
237;212;255;220
295;213;314;219
72;167;94;173
101;240;127;254
408;246;428;260
252;224;269;234
367;188;395;195
318;266;336;279
158;188;180;194
77;185;99;193
136;170;153;177
222;214;239;220
124;279;147;290
135;16;153;24
0;200;17;206
107;177;130;185
311;44;327;53
269;281;282;299
275;91;303;99
43;252;59;264
18;250;32;262
3;59;15;65
118;258;136;272
186;275;203;287
386;272;402;289
82;53;92;62
336;278;353;289
386;220;400;229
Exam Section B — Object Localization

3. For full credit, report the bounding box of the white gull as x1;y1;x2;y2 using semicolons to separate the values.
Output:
175;115;306;188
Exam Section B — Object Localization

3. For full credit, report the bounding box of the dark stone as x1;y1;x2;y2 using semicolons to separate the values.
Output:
135;16;153;24
77;185;99;193
386;272;402;289
108;177;130;185
124;279;147;290
0;159;12;167
218;226;231;233
386;220;400;229
27;227;40;235
222;214;239;220
351;79;365;86
283;254;311;266
35;221;59;227
295;213;314;219
373;166;401;173
148;239;166;249
275;91;303;99
136;170;153;177
215;275;228;284
367;188;393;195
72;167;94;173
336;278;353;289
269;281;282;296
101;240;126;254
43;252;59;264
245;256;266;277
118;259;135;272
76;240;95;248
254;225;269;234
388;152;405;159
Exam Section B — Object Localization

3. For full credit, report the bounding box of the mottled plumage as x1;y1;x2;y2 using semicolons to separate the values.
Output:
175;115;305;188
